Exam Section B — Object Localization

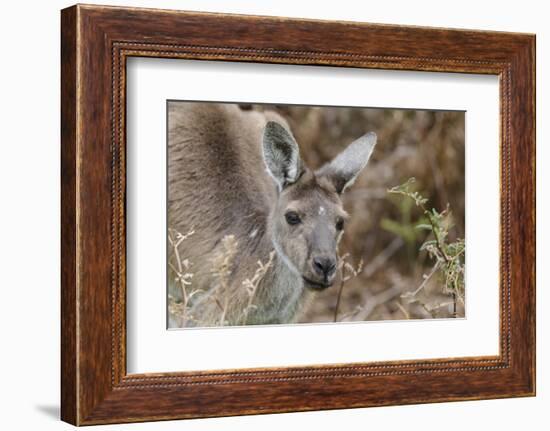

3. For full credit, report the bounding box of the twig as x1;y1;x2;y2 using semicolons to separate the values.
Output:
350;285;401;321
396;302;410;319
333;261;347;322
167;228;195;325
426;211;450;263
241;251;275;325
452;293;457;317
401;261;440;299
362;237;404;278
333;255;363;322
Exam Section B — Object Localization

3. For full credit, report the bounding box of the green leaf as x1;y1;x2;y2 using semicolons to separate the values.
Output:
415;223;432;231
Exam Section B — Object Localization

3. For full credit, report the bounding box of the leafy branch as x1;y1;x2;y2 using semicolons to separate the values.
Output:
388;178;465;316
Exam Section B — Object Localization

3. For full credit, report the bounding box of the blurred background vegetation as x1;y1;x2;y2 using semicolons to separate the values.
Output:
245;103;465;322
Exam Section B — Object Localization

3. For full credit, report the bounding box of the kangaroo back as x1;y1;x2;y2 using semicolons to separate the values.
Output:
168;102;287;325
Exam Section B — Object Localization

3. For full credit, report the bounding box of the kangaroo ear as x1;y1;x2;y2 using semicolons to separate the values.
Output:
262;121;304;191
317;132;377;194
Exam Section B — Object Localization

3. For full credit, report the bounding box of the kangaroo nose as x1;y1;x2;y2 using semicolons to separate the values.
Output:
313;256;336;278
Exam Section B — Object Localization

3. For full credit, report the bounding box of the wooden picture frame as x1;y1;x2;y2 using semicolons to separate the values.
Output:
61;4;535;425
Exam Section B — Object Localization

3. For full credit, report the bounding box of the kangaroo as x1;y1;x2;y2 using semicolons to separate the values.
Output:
168;102;376;327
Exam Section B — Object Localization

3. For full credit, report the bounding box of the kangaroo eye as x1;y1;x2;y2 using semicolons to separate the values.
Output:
285;211;301;225
335;218;345;231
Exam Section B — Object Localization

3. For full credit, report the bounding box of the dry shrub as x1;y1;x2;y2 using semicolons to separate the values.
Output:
168;232;276;327
167;228;198;327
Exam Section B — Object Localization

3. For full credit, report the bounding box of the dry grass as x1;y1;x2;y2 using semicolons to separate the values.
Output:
239;251;276;325
167;228;198;327
168;232;276;327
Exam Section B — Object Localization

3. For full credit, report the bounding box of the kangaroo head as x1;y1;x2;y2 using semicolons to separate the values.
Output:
262;121;377;291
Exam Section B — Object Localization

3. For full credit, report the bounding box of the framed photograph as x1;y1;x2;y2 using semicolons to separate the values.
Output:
61;4;535;425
